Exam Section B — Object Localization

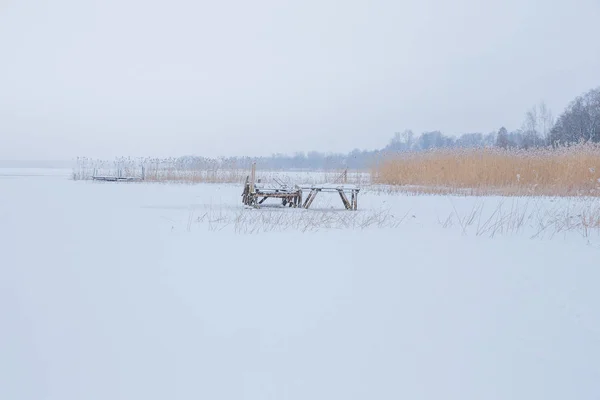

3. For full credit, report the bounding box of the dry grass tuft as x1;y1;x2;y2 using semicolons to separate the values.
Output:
374;143;600;197
438;198;600;239
187;207;408;234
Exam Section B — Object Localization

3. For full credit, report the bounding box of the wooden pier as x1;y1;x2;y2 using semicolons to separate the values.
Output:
298;184;359;210
92;176;142;182
242;163;302;207
91;167;145;182
241;163;360;210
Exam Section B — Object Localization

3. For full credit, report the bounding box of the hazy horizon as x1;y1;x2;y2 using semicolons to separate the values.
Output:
1;0;599;161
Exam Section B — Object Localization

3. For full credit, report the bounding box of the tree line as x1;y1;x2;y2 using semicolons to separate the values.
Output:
180;85;600;170
378;86;600;153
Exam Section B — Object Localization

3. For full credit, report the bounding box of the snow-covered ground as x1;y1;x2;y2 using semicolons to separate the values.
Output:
1;168;599;399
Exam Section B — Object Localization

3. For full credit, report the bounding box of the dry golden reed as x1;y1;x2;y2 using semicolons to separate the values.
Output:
373;143;600;197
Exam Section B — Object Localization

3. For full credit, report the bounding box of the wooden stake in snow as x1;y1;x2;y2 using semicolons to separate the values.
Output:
250;162;256;194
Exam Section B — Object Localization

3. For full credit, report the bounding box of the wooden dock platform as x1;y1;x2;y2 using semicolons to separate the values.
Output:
241;163;360;210
297;184;359;210
92;176;142;182
242;177;303;208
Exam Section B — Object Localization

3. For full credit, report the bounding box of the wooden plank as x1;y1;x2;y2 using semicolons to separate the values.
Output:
338;190;351;209
305;189;319;209
241;176;250;205
250;162;256;194
254;192;301;199
302;189;314;208
92;176;141;182
297;184;359;191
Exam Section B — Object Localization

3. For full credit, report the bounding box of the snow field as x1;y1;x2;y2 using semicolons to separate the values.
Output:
1;169;599;400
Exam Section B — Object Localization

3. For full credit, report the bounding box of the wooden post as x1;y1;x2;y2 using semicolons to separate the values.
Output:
302;190;311;208
305;189;319;209
250;162;256;194
338;190;351;210
303;189;316;209
343;168;348;184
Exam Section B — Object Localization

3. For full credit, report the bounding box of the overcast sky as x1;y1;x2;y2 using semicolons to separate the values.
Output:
1;0;599;160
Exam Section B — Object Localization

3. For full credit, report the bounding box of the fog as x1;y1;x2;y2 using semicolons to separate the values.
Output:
1;0;599;160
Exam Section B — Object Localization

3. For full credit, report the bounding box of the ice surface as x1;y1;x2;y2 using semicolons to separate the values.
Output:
1;169;599;400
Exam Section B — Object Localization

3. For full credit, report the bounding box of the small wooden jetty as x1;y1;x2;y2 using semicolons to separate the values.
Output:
297;183;359;210
242;163;303;207
241;163;360;210
91;167;144;182
92;176;142;182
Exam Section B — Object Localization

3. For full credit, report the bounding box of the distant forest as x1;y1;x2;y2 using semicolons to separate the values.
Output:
197;85;600;170
54;85;600;172
7;87;597;171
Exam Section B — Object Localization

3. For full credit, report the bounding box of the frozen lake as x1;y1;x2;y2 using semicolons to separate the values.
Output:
1;168;599;399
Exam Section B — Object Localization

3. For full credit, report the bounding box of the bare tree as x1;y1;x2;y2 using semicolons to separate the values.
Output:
549;87;600;145
539;101;554;140
387;129;414;152
521;101;553;148
524;106;538;136
401;129;415;150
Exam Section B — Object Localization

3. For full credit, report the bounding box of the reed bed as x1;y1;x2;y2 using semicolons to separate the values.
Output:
374;143;600;197
72;157;369;185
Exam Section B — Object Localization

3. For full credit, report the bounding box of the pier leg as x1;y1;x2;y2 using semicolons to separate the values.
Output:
338;190;351;210
250;162;256;194
304;189;319;209
302;189;315;208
